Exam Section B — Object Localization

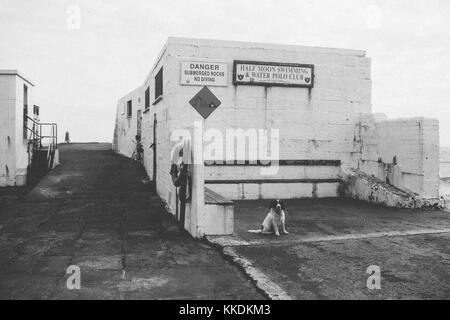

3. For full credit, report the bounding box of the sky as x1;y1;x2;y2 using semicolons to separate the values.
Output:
1;0;449;145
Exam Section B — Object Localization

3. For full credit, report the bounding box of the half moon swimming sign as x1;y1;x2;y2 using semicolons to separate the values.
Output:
233;60;314;88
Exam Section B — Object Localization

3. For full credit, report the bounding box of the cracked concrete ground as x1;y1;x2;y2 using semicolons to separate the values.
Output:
3;143;450;300
208;199;450;299
0;143;264;300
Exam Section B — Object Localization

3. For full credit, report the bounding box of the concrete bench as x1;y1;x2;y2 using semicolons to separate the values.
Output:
205;178;343;200
203;159;343;200
204;187;234;235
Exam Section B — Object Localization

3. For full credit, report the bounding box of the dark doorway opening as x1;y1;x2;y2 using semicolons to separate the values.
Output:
23;85;28;140
152;113;157;189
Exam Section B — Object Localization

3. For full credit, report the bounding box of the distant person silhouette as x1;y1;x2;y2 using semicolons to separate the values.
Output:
65;131;70;144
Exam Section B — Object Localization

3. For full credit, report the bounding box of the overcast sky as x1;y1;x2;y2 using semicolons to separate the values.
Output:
1;0;449;145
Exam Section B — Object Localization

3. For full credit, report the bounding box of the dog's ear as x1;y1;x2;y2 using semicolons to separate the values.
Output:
279;200;286;210
269;199;277;210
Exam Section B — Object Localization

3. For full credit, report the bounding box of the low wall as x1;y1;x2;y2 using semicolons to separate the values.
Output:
359;116;440;199
204;187;234;235
341;168;443;210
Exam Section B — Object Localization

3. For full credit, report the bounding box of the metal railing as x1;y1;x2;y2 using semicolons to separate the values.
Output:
26;115;58;151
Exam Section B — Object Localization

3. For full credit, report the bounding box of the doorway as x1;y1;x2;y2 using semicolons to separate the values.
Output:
23;85;28;140
136;110;142;137
152;113;157;189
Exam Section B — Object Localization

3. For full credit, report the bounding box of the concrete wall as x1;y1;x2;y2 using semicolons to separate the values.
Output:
113;83;158;185
115;46;171;203
342;168;442;209
159;38;372;201
114;86;144;158
0;74;16;186
358;115;440;198
0;71;34;187
164;38;371;168
113;46;171;214
14;76;33;185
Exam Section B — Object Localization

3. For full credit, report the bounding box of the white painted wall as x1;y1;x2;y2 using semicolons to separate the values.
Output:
113;45;172;215
15;76;33;185
164;38;372;170
0;71;34;187
0;74;16;186
358;115;440;198
114;86;144;158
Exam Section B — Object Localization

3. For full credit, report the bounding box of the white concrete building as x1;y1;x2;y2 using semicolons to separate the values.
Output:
1;70;58;187
0;70;35;186
113;38;440;238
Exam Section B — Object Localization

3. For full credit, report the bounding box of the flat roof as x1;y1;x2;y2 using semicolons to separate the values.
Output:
166;37;367;57
0;69;34;86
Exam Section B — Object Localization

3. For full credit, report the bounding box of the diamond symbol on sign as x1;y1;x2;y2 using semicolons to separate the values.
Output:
189;86;221;119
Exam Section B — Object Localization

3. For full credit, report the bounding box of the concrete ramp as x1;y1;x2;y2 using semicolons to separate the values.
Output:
341;168;443;210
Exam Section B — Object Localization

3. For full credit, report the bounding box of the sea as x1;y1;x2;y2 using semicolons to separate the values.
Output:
440;146;450;198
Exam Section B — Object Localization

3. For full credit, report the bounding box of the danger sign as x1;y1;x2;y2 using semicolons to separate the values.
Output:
180;61;228;87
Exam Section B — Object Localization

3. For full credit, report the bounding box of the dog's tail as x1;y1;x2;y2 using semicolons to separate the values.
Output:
248;226;264;234
247;229;262;234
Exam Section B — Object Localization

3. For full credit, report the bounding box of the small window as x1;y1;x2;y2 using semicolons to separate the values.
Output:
127;100;132;118
154;67;163;101
145;86;150;109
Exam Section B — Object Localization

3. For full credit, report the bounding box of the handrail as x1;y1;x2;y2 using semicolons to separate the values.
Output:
26;127;41;137
25;115;58;151
26;115;38;125
25;112;58;173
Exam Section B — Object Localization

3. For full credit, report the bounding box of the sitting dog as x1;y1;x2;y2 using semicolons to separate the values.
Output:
248;200;289;237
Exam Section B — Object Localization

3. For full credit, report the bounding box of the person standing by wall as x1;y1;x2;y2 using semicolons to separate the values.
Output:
65;131;70;144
